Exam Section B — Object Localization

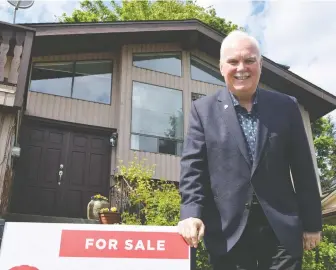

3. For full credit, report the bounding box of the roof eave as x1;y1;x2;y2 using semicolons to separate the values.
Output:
1;20;36;32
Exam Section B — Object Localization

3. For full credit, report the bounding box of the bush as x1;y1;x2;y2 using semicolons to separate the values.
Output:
302;225;336;270
115;155;180;226
116;156;336;270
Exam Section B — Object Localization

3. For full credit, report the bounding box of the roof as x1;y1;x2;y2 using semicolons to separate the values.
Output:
0;20;36;32
323;207;336;218
322;188;336;205
20;19;336;120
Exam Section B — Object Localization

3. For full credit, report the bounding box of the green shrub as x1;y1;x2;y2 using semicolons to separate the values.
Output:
115;155;180;226
302;225;336;270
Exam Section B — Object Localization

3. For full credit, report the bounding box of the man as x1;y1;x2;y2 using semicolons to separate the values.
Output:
178;30;322;270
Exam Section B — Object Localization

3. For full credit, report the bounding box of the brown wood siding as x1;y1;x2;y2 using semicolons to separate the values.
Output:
25;52;119;128
0;112;15;210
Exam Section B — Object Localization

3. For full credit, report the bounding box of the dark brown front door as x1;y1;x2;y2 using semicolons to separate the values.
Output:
11;120;111;218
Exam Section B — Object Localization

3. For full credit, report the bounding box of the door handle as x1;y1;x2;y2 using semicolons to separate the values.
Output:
58;164;64;186
58;170;63;186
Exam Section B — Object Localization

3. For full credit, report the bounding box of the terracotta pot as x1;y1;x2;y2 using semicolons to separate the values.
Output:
99;212;122;224
87;199;110;220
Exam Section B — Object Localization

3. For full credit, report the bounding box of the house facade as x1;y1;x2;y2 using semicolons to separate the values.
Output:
1;19;336;220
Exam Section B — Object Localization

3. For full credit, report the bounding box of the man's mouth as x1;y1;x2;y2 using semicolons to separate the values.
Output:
234;73;251;80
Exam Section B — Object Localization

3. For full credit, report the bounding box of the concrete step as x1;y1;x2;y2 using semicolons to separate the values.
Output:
0;213;99;224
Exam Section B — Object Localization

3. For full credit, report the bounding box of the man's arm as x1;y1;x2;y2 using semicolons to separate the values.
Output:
288;97;322;233
179;101;208;220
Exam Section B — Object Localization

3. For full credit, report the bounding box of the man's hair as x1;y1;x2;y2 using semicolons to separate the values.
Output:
220;30;261;63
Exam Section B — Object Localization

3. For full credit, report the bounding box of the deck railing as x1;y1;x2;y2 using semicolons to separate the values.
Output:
0;22;35;107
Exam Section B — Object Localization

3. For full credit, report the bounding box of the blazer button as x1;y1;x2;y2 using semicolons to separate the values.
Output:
245;203;251;210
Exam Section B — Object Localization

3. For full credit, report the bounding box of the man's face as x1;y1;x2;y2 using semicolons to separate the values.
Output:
220;38;262;97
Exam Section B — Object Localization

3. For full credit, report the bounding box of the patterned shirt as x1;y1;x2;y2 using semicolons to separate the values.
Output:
229;90;259;164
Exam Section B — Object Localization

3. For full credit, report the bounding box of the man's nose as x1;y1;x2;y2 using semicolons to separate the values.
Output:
237;61;246;71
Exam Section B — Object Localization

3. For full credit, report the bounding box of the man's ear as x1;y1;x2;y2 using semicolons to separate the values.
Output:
219;62;224;76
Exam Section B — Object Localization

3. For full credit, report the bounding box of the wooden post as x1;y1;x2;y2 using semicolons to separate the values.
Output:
8;32;25;85
0;31;12;82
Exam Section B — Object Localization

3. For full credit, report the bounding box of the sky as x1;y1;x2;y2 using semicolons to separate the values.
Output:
0;0;335;122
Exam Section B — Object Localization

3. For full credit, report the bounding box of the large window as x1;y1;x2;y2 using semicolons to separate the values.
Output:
131;81;184;156
30;60;113;104
190;55;225;86
133;52;182;76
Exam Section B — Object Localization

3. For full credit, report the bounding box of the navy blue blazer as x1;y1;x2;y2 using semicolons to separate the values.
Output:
179;87;322;257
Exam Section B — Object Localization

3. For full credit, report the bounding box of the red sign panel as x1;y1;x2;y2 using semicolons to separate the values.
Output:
59;230;189;259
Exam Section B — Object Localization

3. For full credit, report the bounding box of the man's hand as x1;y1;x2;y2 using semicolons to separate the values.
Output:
178;217;205;248
303;231;321;250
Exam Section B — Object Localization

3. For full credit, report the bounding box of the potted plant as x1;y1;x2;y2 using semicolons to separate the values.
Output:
87;194;110;220
99;206;122;224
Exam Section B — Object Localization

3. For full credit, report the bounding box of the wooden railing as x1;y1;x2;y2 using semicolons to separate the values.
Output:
0;22;35;108
0;31;24;85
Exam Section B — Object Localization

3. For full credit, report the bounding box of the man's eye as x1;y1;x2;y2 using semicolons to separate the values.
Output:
245;59;256;64
228;60;238;65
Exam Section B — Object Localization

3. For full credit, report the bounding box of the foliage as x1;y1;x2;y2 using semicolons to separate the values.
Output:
322;224;336;244
91;193;108;201
99;207;118;213
312;116;336;192
195;241;211;270
59;0;240;35
302;225;336;270
115;155;180;226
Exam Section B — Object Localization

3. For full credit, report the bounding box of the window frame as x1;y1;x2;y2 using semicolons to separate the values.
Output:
130;80;184;156
190;54;225;86
131;132;184;156
29;59;113;105
132;51;183;77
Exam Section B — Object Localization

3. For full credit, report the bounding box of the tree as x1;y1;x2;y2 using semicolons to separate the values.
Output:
59;0;240;35
312;116;336;193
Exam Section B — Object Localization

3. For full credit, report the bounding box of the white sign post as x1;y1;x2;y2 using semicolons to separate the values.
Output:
0;222;190;270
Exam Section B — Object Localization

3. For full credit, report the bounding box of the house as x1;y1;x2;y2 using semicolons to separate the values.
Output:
322;184;336;225
0;19;336;220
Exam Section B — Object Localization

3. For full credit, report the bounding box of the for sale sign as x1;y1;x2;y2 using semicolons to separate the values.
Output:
0;222;190;270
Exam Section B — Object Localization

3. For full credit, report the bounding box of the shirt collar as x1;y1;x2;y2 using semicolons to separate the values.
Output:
229;88;259;107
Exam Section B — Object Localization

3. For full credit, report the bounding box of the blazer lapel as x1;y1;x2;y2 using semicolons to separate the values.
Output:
217;88;251;167
252;89;270;175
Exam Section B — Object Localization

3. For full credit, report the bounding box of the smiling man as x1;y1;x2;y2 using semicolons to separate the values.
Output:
178;30;322;270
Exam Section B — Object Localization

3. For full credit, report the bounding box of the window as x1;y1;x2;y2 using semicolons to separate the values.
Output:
190;55;225;86
191;92;205;101
30;60;112;104
133;52;182;76
131;81;183;156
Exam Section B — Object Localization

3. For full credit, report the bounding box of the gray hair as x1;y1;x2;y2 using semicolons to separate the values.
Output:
220;30;262;63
